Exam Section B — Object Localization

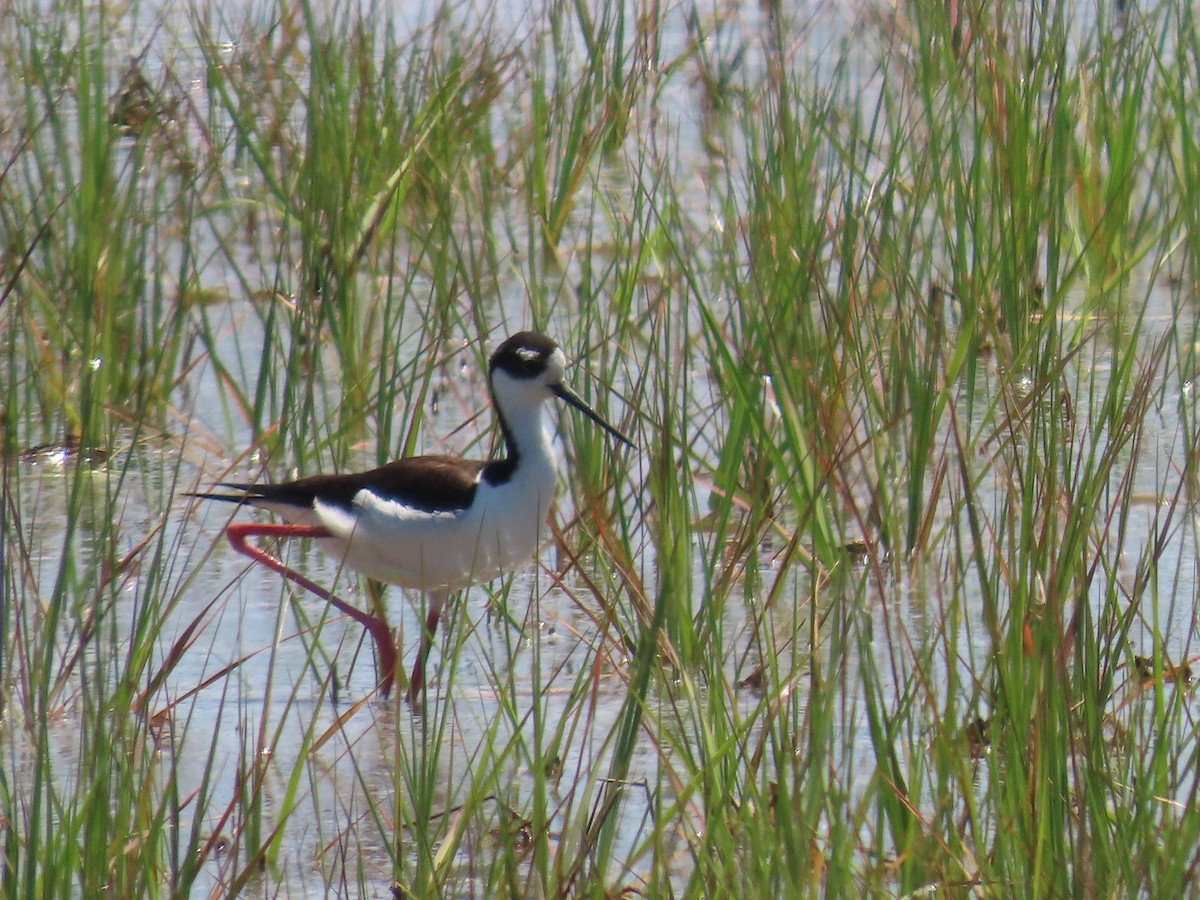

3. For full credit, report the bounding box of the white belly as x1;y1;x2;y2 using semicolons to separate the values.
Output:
292;469;558;593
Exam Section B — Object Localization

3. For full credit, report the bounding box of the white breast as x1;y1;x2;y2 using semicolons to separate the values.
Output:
298;454;559;593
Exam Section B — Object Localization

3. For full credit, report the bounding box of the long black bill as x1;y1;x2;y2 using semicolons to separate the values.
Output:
553;383;635;448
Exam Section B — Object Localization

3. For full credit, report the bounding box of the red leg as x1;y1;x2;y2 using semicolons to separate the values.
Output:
226;522;397;697
406;592;446;705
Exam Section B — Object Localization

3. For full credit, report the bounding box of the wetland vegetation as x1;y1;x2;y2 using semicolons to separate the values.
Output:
3;0;1200;895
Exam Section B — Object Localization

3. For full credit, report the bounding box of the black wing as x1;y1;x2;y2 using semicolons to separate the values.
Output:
189;454;491;514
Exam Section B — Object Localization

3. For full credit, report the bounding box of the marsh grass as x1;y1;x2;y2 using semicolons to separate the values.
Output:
4;0;1200;895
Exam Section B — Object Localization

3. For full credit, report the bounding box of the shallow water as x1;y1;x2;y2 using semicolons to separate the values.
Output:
5;0;1200;894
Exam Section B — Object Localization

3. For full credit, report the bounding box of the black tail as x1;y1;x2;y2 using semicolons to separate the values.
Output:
184;483;260;505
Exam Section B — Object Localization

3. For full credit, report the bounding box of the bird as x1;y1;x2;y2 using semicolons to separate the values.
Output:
189;331;634;703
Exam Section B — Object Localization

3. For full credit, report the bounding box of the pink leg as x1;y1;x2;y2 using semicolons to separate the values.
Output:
406;592;446;705
226;522;397;697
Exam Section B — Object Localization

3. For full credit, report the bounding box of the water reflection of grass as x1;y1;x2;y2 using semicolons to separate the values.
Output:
4;0;1200;894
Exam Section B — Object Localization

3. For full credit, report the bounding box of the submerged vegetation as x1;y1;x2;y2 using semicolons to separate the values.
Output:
4;0;1200;894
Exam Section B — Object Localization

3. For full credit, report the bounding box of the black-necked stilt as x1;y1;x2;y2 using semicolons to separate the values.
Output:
190;331;633;702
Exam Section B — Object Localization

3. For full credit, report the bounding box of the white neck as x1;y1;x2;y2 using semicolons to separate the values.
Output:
487;370;561;491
